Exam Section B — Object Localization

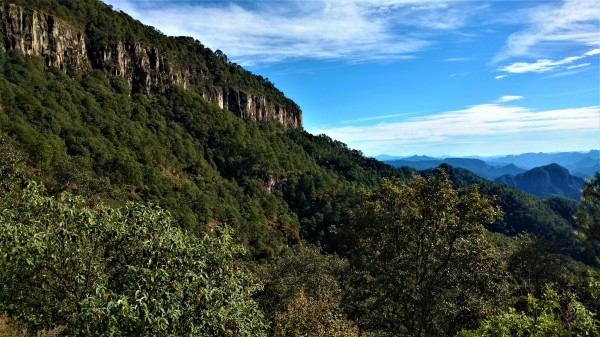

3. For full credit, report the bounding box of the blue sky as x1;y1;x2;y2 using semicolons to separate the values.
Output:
104;0;599;157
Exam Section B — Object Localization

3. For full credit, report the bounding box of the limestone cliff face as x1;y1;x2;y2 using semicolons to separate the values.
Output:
89;41;190;95
0;4;88;71
203;87;302;129
0;3;302;129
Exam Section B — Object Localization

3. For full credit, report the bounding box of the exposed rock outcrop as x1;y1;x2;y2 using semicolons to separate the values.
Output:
89;41;190;94
0;3;302;129
203;87;302;128
0;3;88;71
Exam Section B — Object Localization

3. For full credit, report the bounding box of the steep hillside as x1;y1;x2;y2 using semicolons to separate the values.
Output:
495;163;585;199
0;0;302;127
0;41;411;258
423;164;577;239
0;0;588;261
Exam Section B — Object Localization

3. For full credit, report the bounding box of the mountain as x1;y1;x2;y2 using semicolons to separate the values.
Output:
0;0;417;259
495;163;585;199
421;164;586;258
487;150;599;178
376;154;438;161
565;156;599;179
385;157;525;180
0;0;302;128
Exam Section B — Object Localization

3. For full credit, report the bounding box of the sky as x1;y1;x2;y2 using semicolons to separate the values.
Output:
103;0;600;157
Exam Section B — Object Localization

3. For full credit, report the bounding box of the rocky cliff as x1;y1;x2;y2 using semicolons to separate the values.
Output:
0;3;88;71
0;2;302;128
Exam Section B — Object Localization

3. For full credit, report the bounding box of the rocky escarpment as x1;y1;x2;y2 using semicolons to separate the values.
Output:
89;40;190;95
204;87;302;128
0;3;88;71
0;3;302;128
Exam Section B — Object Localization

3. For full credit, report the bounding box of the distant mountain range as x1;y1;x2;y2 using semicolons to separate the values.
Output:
378;150;598;180
383;157;524;180
485;150;599;178
494;163;585;200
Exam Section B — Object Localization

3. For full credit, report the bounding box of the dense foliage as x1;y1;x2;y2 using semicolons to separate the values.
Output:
458;286;599;337
341;172;509;336
0;51;409;258
424;165;597;264
0;181;267;336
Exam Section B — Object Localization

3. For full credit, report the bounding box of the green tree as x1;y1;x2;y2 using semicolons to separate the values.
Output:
576;172;600;264
257;244;357;335
273;290;362;337
506;234;572;299
343;170;507;337
457;285;599;337
0;181;267;336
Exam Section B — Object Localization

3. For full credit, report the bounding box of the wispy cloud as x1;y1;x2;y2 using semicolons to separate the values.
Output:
496;48;599;76
341;112;420;124
494;0;600;62
444;57;474;62
495;95;523;103
309;103;599;156
567;63;591;69
103;0;477;65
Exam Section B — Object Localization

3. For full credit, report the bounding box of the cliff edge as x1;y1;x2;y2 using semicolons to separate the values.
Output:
0;1;302;128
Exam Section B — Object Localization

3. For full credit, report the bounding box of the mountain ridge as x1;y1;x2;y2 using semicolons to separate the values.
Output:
0;0;302;128
379;150;598;179
384;157;526;180
494;163;585;200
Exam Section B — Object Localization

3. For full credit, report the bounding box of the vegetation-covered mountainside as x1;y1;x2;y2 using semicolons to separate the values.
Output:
495;163;585;200
1;1;599;336
0;0;302;127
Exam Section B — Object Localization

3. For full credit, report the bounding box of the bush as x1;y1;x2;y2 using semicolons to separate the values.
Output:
0;181;267;336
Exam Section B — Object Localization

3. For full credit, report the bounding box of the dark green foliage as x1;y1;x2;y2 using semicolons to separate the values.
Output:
495;163;585;200
0;51;407;258
1;2;599;335
424;165;587;262
0;181;267;336
342;171;509;337
505;234;573;300
544;197;580;227
458;285;599;337
257;244;349;322
577;172;600;241
576;172;600;265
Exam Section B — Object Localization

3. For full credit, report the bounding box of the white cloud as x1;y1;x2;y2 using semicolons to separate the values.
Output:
494;0;600;62
308;104;599;156
444;57;474;62
567;63;591;69
585;49;600;56
497;48;599;75
341;112;419;124
495;95;523;103
102;0;477;65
